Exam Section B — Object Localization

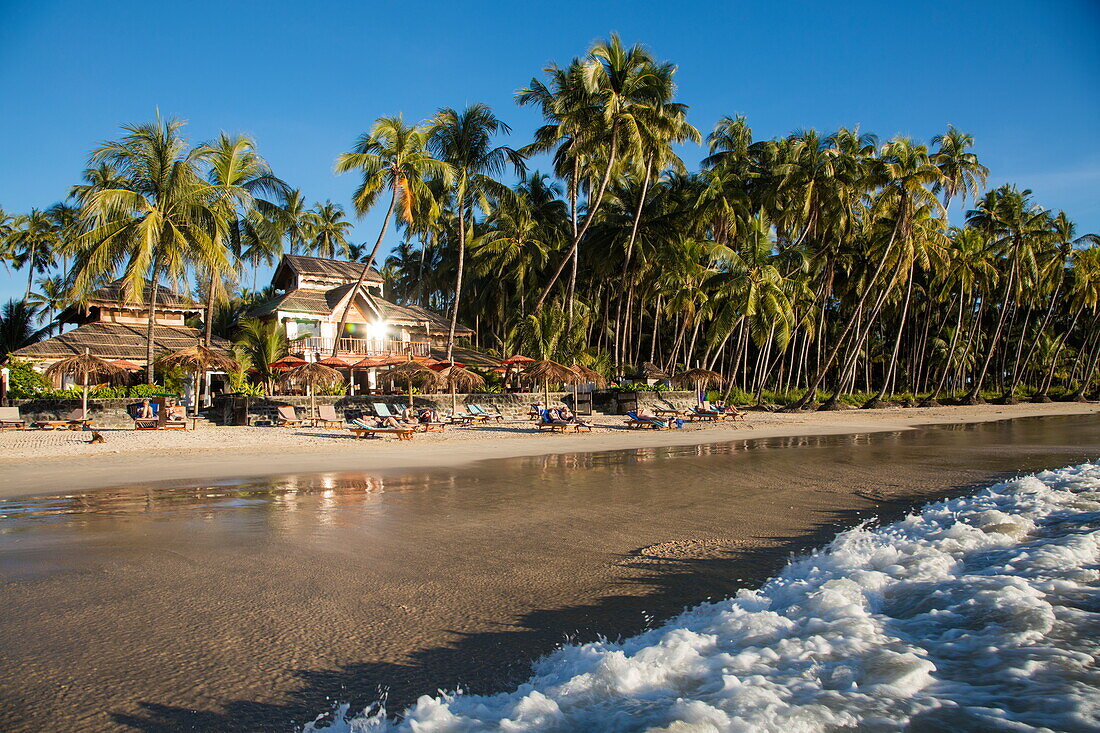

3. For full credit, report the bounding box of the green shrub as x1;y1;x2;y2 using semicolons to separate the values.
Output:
5;359;52;398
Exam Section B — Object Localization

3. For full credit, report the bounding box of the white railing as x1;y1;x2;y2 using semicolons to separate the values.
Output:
297;337;431;358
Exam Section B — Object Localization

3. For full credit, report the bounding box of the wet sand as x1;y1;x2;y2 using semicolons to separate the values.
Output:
0;413;1098;732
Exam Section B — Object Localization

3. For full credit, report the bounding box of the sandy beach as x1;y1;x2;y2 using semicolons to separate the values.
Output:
0;401;1097;498
1;409;1098;731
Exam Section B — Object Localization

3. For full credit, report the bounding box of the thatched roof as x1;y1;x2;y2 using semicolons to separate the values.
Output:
44;351;125;383
278;362;345;391
59;279;197;324
8;322;233;363
438;365;485;392
524;360;580;384
427;345;498;368
636;362;670;380
157;344;240;373
571;363;607;386
671;368;723;388
273;254;383;287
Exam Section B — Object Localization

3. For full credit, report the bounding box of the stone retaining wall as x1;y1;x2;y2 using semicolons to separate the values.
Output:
9;398;143;428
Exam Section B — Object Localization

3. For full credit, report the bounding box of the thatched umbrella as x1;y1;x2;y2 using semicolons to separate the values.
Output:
568;363;606;413
278;362;345;423
499;354;535;390
45;349;125;423
381;359;444;413
438;364;485;415
523;360;580;412
158;344;241;417
671;368;724;406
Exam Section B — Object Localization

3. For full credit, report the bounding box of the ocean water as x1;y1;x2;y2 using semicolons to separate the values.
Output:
309;462;1100;732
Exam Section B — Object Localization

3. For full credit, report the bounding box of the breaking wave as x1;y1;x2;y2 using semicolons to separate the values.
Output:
308;462;1100;732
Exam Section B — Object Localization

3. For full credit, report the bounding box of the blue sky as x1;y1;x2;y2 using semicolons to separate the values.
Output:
1;0;1098;304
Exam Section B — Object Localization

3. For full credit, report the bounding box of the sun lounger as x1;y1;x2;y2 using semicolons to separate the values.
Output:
0;407;26;431
372;402;397;418
450;407;493;424
314;404;344;428
689;406;728;422
274;405;303;427
34;409;91;430
624;411;680;430
536;409;583;433
63;408;94;430
469;404;504;422
348;418;415;440
128;402;160;430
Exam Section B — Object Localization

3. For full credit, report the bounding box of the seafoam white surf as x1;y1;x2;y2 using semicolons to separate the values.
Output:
308;462;1100;732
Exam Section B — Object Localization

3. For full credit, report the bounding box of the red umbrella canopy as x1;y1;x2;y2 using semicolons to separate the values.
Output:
110;359;143;371
317;356;351;368
500;354;535;365
431;360;465;371
269;355;308;371
349;355;404;369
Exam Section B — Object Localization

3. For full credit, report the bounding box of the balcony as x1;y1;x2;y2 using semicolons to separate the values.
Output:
296;337;431;359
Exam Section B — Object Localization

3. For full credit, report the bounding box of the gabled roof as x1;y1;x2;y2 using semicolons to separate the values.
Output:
246;283;473;336
9;322;233;362
59;278;198;324
70;278;194;309
274;254;383;285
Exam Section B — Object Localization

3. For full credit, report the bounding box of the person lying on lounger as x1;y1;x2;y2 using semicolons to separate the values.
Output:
381;416;418;430
553;407;593;428
137;400;154;419
165;398;186;421
417;408;440;424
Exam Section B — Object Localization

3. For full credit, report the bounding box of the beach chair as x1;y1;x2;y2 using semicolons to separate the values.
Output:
0;407;26;430
347;418;415;441
63;408;94;430
372;403;399;419
624;411;674;430
314;404;344;428
450;406;492;425
129;402;160;430
34;408;94;431
469;404;504;423
688;406;725;422
274;405;303;427
536;409;579;433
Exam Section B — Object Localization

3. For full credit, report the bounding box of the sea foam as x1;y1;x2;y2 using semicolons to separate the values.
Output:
307;462;1100;732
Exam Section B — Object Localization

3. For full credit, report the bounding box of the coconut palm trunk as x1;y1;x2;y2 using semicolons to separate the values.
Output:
332;186;397;357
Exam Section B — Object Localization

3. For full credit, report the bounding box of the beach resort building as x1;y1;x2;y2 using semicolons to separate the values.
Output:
248;255;490;373
9;279;234;383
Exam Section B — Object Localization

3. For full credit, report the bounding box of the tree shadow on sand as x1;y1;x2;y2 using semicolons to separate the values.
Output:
111;486;976;732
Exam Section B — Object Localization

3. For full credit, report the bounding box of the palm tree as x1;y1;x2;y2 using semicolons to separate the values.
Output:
28;275;68;337
6;209;59;300
234;318;288;394
0;299;48;358
280;188;310;256
428;103;525;361
963;185;1052;401
203;132;287;346
527;34;672;312
331;115;451;353
67;115;225;383
931;125;988;211
304;201;352;259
